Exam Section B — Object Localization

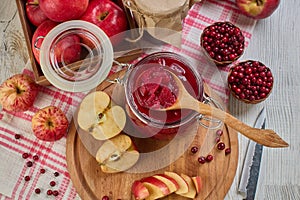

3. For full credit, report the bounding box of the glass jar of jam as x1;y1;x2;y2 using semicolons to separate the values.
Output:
124;52;204;139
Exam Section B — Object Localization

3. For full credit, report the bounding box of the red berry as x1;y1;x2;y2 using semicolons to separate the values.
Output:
225;148;231;155
50;181;56;187
217;142;226;150
33;155;39;161
191;146;198;154
15;134;21;139
26;161;33;167
216;129;223;136
52;190;59;196
47;190;53;195
206;155;214;162
35;188;41;194
102;196;110;200
24;176;30;181
22;153;29;159
54;172;59;177
40;168;46;174
198;156;206;164
215;137;221;143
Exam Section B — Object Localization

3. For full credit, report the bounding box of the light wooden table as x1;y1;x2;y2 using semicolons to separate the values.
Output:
0;1;299;199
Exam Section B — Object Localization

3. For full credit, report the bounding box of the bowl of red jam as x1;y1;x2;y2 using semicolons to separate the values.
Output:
124;52;204;140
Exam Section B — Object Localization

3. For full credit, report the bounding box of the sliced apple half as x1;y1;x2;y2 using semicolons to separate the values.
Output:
164;171;189;195
178;174;197;199
153;174;179;193
77;91;126;140
95;134;139;173
192;176;203;194
141;176;170;200
131;180;150;200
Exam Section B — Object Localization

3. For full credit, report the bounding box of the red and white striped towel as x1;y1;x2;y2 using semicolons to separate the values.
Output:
0;0;256;199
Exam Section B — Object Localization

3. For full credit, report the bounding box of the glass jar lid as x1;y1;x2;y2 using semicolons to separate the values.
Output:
39;20;113;92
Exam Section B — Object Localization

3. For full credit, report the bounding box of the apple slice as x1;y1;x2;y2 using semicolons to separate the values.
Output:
153;174;179;193
140;176;170;200
95;134;139;173
192;176;203;194
131;180;150;200
77;91;126;140
178;174;197;199
164;171;189;195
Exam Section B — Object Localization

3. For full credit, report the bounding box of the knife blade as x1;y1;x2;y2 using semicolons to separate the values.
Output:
238;107;266;199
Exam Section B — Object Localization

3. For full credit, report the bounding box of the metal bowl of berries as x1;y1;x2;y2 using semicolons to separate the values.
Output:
227;60;274;104
200;21;245;66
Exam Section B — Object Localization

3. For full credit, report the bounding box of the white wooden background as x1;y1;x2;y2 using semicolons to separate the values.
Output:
0;0;299;199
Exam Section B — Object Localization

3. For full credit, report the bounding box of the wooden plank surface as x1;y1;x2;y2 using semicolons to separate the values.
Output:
0;0;299;199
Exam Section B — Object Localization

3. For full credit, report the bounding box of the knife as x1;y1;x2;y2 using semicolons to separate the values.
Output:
238;107;266;200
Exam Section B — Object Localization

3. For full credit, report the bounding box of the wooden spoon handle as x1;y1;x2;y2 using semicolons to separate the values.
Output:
187;100;289;148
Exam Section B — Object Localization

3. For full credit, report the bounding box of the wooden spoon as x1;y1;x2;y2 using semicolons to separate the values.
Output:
159;70;289;148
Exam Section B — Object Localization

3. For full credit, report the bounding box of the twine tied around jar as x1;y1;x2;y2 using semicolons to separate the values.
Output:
122;0;203;47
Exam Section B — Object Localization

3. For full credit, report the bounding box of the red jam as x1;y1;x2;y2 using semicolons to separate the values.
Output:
126;52;203;139
133;65;177;109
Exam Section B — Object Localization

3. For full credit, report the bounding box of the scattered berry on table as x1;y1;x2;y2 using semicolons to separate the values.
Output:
225;148;231;155
206;155;214;162
217;142;226;150
35;188;41;194
53;190;59;196
50;181;56;187
15;134;21;139
33;155;39;161
198;156;206;164
191;146;199;154
24;176;30;181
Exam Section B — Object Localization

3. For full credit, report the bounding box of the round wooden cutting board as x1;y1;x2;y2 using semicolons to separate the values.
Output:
66;70;238;200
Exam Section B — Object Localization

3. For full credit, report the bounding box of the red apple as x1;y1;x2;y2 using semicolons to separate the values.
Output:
131;181;150;200
32;106;69;141
236;0;280;19
25;0;48;26
39;0;88;22
80;0;128;44
0;74;38;112
32;20;81;65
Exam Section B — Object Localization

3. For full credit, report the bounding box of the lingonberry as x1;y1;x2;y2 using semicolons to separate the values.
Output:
50;181;56;187
225;148;231;155
22;153;30;159
33;155;39;161
26;161;33;167
15;134;21;139
47;190;53;195
205;155;214;162
191;146;199;154
201;21;245;66
54;172;59;177
217;142;226;150
35;188;41;194
24;176;30;181
216;129;223;136
102;196;110;200
52;190;59;196
40;168;46;174
198;156;206;164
